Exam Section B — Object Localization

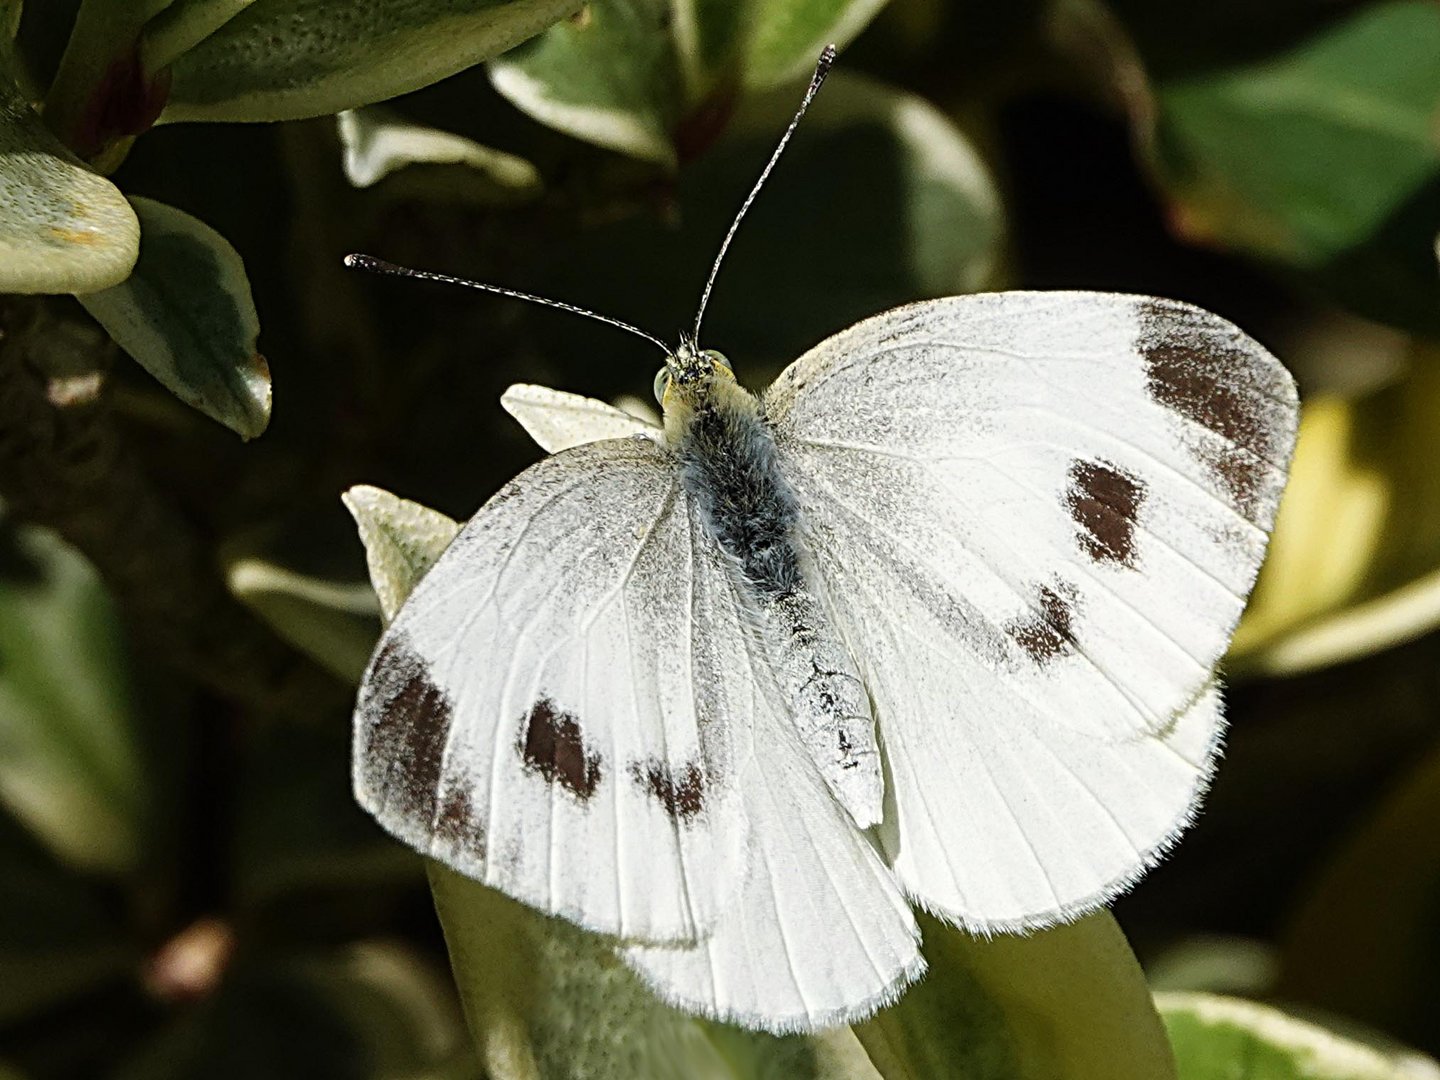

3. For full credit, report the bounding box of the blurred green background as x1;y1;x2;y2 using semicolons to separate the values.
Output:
1;0;1439;1076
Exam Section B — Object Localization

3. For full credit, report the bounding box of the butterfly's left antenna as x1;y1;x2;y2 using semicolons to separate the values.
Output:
343;254;673;356
690;44;837;345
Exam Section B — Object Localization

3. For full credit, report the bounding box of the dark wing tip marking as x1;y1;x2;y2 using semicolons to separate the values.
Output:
435;788;486;854
1067;458;1146;567
361;636;455;825
1136;298;1283;517
1005;582;1078;664
629;759;706;823
519;697;602;800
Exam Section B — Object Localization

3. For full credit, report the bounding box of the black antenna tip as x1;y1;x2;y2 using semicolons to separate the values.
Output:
820;44;837;66
343;253;372;270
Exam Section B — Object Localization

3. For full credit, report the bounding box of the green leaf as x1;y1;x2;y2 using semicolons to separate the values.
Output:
336;106;542;205
488;0;892;164
77;196;271;440
1159;992;1440;1080
529;70;1002;373
1277;746;1440;1047
0;60;138;292
161;0;585;124
430;865;876;1080
856;913;1177;1080
1147;1;1440;333
1229;346;1440;675
0;815;133;1024
0;521;149;875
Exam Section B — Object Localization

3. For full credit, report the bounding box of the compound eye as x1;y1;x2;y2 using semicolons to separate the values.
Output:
704;349;732;374
652;366;670;404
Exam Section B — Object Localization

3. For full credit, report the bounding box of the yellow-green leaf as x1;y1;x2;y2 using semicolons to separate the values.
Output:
1159;992;1440;1080
1229;346;1440;675
0;62;138;292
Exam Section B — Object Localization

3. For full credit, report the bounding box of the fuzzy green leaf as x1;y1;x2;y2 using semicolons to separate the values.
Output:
1159;993;1440;1080
856;913;1177;1080
342;485;460;625
77;196;271;440
0;61;138;292
0;522;148;875
162;0;584;123
1148;1;1440;333
489;0;891;164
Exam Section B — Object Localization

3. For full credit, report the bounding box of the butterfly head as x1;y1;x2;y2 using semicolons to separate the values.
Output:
654;337;735;409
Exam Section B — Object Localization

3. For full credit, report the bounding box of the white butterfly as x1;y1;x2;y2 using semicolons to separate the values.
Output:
349;48;1299;1034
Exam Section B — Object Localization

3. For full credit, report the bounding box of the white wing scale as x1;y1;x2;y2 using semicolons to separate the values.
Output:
355;436;750;943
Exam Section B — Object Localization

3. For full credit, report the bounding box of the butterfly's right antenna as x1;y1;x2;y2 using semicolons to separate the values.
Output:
343;254;673;356
691;44;837;344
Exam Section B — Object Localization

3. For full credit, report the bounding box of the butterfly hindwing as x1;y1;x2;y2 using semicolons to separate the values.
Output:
765;291;1296;927
623;587;922;1032
354;436;749;942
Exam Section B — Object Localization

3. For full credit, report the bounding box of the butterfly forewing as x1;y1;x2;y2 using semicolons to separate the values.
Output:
354;437;750;942
765;291;1296;927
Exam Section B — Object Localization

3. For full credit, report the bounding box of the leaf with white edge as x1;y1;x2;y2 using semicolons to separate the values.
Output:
489;0;892;164
1278;746;1440;1046
1146;936;1279;998
0;64;138;292
500;383;659;454
336;106;541;204
1159;992;1440;1080
0;522;148;876
857;913;1177;1080
1229;346;1440;675
162;0;584;124
341;485;459;625
226;558;380;683
77;196;270;440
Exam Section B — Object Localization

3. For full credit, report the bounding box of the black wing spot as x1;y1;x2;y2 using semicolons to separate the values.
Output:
1067;458;1146;567
1005;582;1079;665
630;759;706;823
519;697;602;801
